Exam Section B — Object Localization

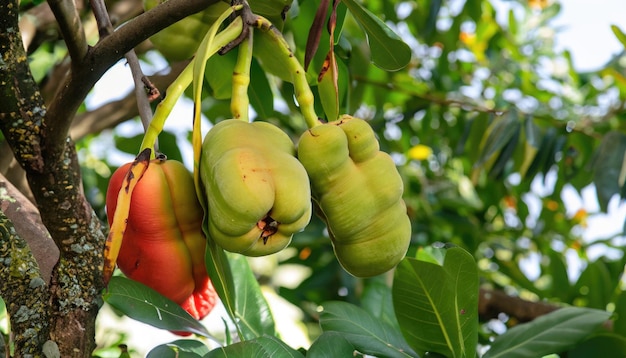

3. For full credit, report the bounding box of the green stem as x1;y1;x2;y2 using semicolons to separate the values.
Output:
254;16;320;129
139;16;244;156
231;31;253;122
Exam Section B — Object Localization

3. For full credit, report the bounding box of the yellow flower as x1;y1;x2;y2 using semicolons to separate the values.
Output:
407;144;433;161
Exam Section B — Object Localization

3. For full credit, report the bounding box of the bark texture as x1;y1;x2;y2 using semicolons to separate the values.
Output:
0;0;218;355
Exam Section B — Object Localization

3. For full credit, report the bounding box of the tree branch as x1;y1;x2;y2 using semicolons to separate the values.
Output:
0;173;59;284
478;287;560;323
1;2;105;355
44;0;219;163
47;0;89;63
70;60;188;140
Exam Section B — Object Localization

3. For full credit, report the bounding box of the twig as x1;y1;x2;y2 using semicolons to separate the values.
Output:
44;0;219;163
89;0;157;135
47;0;88;63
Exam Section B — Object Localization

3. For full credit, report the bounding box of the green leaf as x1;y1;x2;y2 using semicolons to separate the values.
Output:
475;111;520;168
342;0;411;71
360;278;400;331
547;249;571;302
393;247;479;358
483;307;612;358
592;131;626;211
307;332;355;358
612;289;626;336
204;50;237;100
611;25;626;49
147;339;210;358
228;253;276;340
249;58;274;119
318;301;416;358
568;333;626;358
114;130;182;161
573;260;615;309
206;335;304;358
203;238;239;337
103;276;211;337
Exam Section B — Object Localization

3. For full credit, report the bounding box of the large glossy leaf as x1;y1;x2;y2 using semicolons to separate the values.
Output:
342;0;411;71
228;253;276;340
147;339;210;358
318;301;416;358
568;332;626;358
205;335;303;358
483;307;612;358
103;276;211;337
392;247;479;358
306;332;355;358
573;260;614;309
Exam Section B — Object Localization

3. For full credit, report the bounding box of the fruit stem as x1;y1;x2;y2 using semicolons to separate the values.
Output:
230;30;253;122
253;16;320;129
138;16;244;157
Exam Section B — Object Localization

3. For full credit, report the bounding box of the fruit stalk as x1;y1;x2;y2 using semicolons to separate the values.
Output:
139;16;244;156
230;31;254;122
253;16;319;129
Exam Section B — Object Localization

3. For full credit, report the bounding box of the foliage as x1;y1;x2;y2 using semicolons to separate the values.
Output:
4;0;626;357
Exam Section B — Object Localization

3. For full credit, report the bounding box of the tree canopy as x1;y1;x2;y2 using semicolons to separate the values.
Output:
2;0;626;356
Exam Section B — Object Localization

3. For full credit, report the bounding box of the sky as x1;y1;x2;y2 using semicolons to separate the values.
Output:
551;0;626;72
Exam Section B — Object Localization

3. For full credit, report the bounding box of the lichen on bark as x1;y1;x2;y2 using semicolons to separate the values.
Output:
0;210;50;355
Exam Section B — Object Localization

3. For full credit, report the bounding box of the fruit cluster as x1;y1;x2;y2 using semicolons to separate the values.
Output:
105;2;412;328
198;115;411;278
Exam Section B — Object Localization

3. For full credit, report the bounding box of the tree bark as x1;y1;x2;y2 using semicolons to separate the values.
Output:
0;0;218;355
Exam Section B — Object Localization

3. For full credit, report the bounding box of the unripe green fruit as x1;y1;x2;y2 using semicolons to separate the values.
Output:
200;119;312;256
298;115;411;277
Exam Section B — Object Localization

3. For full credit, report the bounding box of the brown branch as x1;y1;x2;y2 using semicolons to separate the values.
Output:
47;0;89;63
70;60;188;140
0;173;59;284
44;0;220;164
478;287;560;323
1;2;104;355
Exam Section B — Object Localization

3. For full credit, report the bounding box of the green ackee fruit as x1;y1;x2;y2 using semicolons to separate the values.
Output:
200;119;312;256
297;115;411;277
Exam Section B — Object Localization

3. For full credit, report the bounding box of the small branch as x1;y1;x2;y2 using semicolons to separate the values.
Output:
126;51;158;133
90;0;114;38
0;173;59;284
69;60;188;140
353;75;502;115
478;287;559;323
47;0;89;63
44;0;220;164
89;0;156;134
